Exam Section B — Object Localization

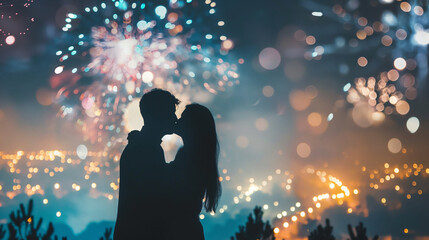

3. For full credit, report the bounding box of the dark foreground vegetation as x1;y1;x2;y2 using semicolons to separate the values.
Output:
1;201;378;240
231;206;379;240
0;199;112;240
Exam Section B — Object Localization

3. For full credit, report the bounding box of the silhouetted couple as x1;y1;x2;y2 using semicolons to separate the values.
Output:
114;89;221;239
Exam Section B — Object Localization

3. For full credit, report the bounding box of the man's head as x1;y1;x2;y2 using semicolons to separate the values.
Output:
139;89;180;135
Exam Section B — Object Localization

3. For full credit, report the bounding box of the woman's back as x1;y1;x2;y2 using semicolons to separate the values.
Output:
167;147;205;239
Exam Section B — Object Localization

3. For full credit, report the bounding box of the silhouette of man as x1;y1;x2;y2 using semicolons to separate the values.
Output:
114;89;179;239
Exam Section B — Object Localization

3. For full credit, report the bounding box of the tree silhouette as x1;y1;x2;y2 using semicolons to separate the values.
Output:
53;236;67;240
99;227;113;240
1;200;121;240
308;219;335;240
231;206;275;240
308;219;379;240
347;222;379;240
7;199;52;240
4;199;64;240
0;225;5;239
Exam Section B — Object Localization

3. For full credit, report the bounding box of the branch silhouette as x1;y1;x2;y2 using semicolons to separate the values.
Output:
2;199;113;240
347;222;379;240
231;206;275;240
5;199;64;240
0;225;5;240
99;227;113;240
308;219;335;240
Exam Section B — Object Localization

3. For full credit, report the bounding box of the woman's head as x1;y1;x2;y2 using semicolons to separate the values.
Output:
176;103;221;213
177;104;216;144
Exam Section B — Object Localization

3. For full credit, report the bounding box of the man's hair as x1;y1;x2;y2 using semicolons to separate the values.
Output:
139;88;180;121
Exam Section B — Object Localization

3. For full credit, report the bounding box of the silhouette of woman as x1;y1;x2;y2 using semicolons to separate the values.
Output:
166;104;221;239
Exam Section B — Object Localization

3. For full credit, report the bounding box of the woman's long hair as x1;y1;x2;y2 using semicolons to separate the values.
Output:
185;104;221;213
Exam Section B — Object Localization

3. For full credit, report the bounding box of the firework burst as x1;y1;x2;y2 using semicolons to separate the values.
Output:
51;0;240;150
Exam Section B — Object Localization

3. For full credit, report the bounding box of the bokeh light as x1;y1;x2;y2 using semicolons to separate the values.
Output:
352;102;375;128
406;117;420;133
236;136;249;148
394;57;407;70
5;35;15;45
387;138;402;154
396;100;410;115
76;144;88;160
262;85;274;98
255;118;269;131
35;88;55;106
289;90;311;111
259;47;281;70
296;142;311;158
357;57;368;67
307;112;322;127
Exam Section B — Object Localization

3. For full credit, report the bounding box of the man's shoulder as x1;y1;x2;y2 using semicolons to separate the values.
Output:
122;131;163;154
127;130;143;143
126;130;161;145
125;131;146;147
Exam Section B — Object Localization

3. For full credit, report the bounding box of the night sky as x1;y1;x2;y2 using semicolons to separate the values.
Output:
1;0;429;239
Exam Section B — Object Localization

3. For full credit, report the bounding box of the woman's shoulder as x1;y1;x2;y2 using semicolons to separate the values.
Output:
170;147;200;167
